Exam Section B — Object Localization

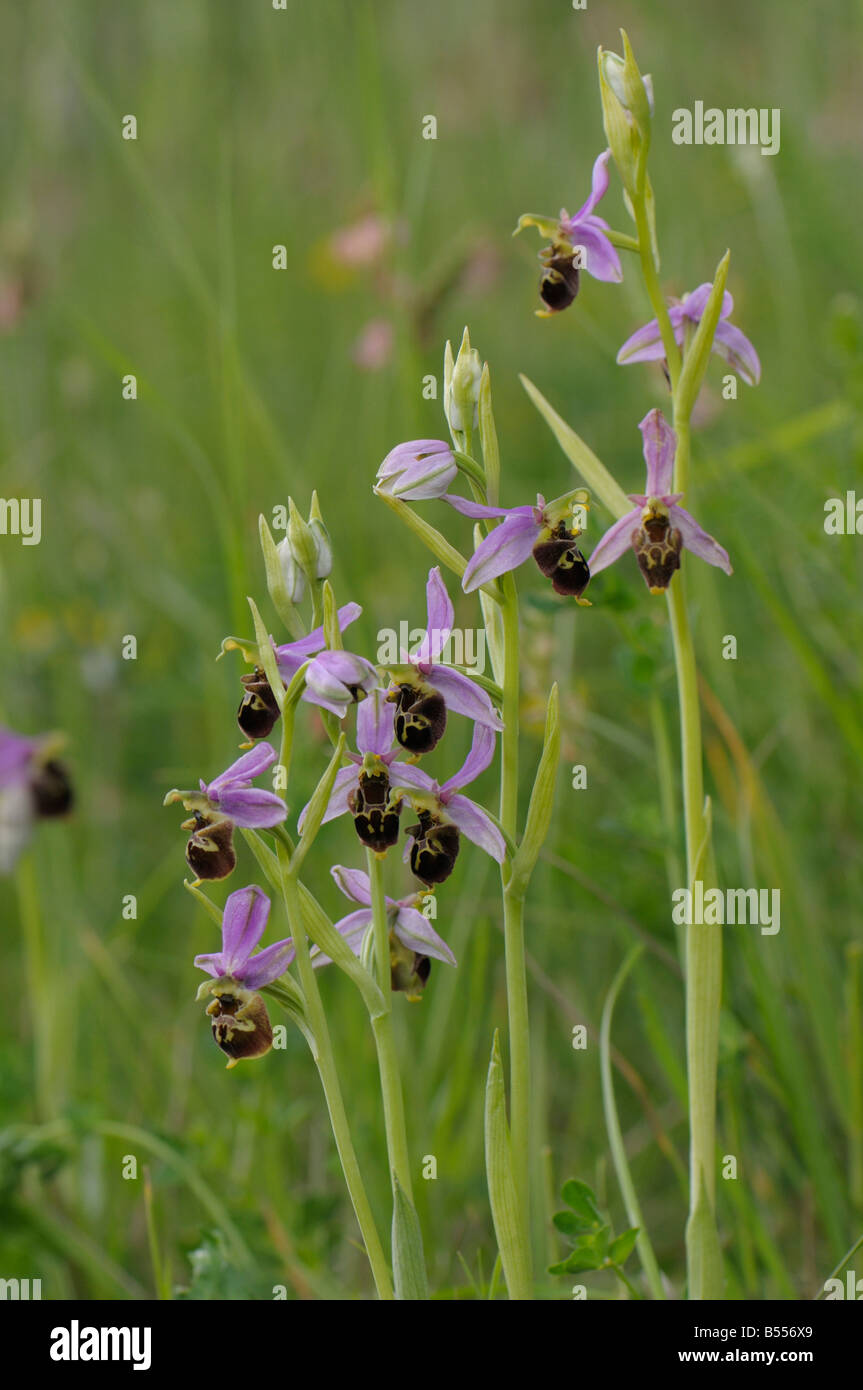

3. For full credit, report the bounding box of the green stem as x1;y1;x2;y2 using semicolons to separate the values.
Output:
280;867;393;1299
366;849;414;1202
667;406;723;1299
499;572;533;1289
631;174;681;388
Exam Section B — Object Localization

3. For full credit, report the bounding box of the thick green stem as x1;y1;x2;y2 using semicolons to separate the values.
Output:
499;573;533;1289
367;849;414;1201
280;869;393;1299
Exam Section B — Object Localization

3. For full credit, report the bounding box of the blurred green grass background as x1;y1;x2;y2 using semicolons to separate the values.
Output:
1;0;862;1299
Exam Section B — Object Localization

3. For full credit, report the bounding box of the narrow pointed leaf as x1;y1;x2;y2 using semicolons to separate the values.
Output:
259;514;305;640
484;1031;532;1300
391;1176;430;1301
520;376;631;519
675;251;731;421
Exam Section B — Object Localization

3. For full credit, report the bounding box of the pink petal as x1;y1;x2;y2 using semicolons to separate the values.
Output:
393;906;457;966
330;864;373;906
356;688;396;757
587;510;640;576
570;149;612;222
242;938;296;989
568;219;622;284
417;567;454;664
671;505;733;575
681;284;733;322
221;885;271;973
216;786;287;828
462;513;539;593
427;666;503;730
639;409;676;495
444;795;506;862
208;742;276;794
440;721;498;796
712;320;761;386
617;305;685;364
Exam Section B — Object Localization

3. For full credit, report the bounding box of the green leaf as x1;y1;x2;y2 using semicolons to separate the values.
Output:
686;1170;724;1299
290;735;346;874
484;1031;532;1300
561;1179;603;1228
510;684;560;896
520;375;632;520
391;1176;430;1301
477;363;500;506
609;1227;640;1266
553;1209;596;1239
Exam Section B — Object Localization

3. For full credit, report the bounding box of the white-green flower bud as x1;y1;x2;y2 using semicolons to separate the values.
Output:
276;532;307;604
446;326;483;434
308;493;333;579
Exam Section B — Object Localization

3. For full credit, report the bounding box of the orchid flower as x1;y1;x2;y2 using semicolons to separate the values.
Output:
302;649;379;719
164;743;286;882
588;409;732;593
375;440;457;501
234;603;362;740
194;884;294;1067
617;283;761;386
0;727;72;874
298;688;422;852
330;864;456;999
516;150;623;314
391;722;506;885
443;493;591;600
384;567;504;755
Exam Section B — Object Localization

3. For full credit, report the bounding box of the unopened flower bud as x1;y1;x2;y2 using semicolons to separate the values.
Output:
375;440;457;500
276;535;307;604
308;493;333;578
446;327;483;434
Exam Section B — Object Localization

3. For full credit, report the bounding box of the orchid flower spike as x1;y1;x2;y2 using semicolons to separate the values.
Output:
516;150;623;314
617;283;761;386
194;884;294;1067
384;567;503;756
164;743;286;882
375;440;457;501
390;721;506;886
588;409;732;594
0;727;72;874
330;864;456;1000
443;492;591;600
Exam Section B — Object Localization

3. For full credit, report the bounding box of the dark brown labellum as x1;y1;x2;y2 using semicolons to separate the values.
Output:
632;514;682;592
393;685;447;755
206;989;273;1063
237;668;281;740
348;768;402;851
539;243;580;313
533;524;591;598
31;759;73;818
406;808;460;886
184;811;237;881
